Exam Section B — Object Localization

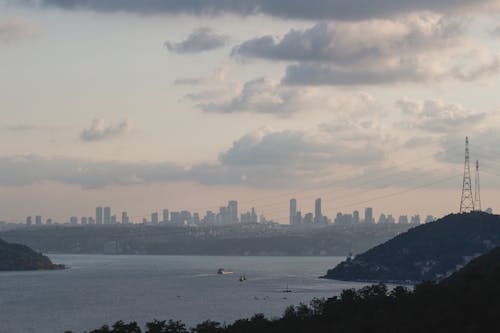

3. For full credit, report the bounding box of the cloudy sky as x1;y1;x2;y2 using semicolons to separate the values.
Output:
1;0;500;223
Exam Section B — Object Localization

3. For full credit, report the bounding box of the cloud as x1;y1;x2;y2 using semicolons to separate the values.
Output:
233;17;462;65
0;123;388;188
34;0;496;21
165;27;228;54
80;119;132;142
198;78;322;116
233;15;500;86
0;18;37;43
396;99;488;133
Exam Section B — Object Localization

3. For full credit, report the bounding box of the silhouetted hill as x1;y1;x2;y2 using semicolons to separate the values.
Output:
68;246;500;333
0;238;64;271
325;211;500;282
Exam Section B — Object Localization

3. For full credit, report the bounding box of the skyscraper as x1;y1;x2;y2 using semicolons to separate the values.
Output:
314;198;322;223
353;210;360;224
96;207;103;225
104;206;111;224
122;211;129;224
364;207;374;223
151;212;159;224
290;198;297;225
162;209;169;223
35;215;42;225
228;200;238;224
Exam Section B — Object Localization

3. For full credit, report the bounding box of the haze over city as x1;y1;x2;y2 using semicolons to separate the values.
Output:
1;1;500;222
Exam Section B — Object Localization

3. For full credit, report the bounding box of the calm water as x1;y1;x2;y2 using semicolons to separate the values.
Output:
0;255;368;333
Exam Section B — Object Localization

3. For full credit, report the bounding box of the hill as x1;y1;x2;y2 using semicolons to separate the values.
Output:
0;238;64;271
324;211;500;282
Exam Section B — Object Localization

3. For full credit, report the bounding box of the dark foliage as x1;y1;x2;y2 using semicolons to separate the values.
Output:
326;211;500;282
0;237;64;270
70;246;500;333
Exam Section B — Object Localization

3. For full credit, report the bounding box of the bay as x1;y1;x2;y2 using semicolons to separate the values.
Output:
0;255;368;333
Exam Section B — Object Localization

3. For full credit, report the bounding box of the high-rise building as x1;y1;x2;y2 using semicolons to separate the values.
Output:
122;212;129;224
111;215;117;224
96;207;103;225
410;215;421;225
35;215;42;225
70;216;78;225
103;207;111;224
353;210;360;224
364;207;374;223
26;216;32;226
151;212;159;224
228;200;238;223
162;209;169;223
290;198;297;225
398;215;409;224
314;198;322;223
81;217;87;225
46;218;53;225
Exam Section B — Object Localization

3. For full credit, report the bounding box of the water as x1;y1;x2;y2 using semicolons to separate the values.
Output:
0;255;368;333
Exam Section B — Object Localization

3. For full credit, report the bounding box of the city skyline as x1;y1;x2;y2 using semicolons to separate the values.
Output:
1;1;500;221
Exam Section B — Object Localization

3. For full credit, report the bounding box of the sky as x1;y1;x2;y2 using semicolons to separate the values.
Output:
1;0;500;223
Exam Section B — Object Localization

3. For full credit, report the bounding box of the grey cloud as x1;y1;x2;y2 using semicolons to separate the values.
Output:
34;0;494;21
165;27;228;54
233;17;500;86
396;99;487;133
80;119;132;142
282;63;436;86
198;78;331;116
0;125;386;188
233;18;462;65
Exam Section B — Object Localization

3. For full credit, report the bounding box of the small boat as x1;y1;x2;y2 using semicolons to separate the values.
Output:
239;275;247;282
217;268;234;275
282;284;292;293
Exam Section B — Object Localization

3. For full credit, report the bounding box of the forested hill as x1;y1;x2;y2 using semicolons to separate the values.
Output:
0;238;64;271
325;212;500;283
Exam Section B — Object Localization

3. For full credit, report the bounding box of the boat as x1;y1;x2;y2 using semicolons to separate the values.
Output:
239;275;247;282
282;284;292;293
217;268;234;275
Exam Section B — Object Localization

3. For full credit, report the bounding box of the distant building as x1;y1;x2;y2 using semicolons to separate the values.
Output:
35;215;42;225
486;208;493;214
96;207;103;225
122;212;130;224
314;198;322;224
88;217;95;224
81;217;87;225
228;200;238;224
353;210;360;224
410;215;421;225
398;215;409;224
425;215;436;223
364;207;374;223
290;198;297;225
304;212;313;224
26;216;32;226
70;216;78;225
151;212;159;224
111;215;117;224
46;218;53;225
103;207;111;224
162;209;169;223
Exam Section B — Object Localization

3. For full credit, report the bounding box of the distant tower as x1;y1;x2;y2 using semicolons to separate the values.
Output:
460;137;474;213
474;160;482;211
289;198;297;225
314;198;322;223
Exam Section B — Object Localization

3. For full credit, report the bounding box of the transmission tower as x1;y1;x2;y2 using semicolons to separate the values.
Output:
460;137;474;213
474;160;482;211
